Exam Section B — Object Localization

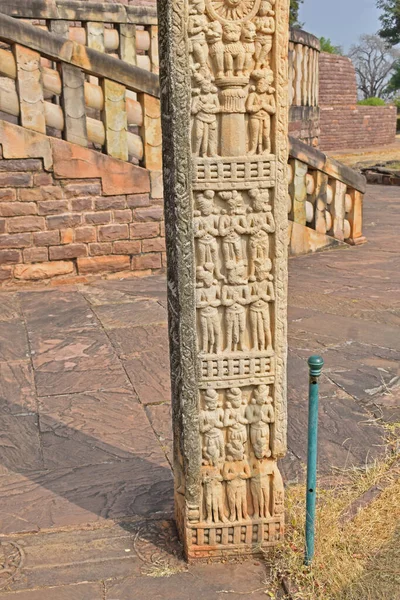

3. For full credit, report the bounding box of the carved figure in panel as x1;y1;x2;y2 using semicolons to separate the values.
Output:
222;23;246;78
191;80;220;157
196;268;222;354
201;464;229;523
248;188;275;281
189;0;209;72
246;70;276;155
194;190;224;280
254;1;276;69
249;456;274;518
200;388;225;465
245;385;274;458
272;463;284;516
223;388;248;448
249;259;275;352
206;0;262;23
222;271;251;352
242;22;257;76
207;21;225;79
222;441;251;521
219;191;248;269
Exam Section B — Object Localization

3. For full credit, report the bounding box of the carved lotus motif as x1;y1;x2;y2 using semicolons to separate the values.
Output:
206;0;261;23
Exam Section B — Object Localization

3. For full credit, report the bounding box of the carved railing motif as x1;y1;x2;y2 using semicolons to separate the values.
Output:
288;28;320;109
288;137;366;253
0;0;159;73
0;13;161;171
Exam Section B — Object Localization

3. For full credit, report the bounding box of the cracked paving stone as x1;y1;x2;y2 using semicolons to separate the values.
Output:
92;299;166;330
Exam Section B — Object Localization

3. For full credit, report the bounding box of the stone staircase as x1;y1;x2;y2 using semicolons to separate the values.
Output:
0;1;366;284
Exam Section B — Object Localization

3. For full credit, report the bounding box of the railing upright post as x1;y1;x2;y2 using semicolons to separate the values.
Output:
305;355;324;566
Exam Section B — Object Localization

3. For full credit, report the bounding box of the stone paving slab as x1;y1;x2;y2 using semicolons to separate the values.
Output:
0;185;398;596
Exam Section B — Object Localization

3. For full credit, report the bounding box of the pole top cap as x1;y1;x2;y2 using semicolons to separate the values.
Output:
308;355;324;377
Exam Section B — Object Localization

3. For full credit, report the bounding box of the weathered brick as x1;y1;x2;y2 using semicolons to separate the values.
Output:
0;202;37;217
37;200;69;215
19;186;64;202
33;230;60;246
0;159;42;172
63;181;102;198
0;173;33;188
0;266;12;282
130;222;159;239
150;170;163;199
0;219;5;234
71;197;92;212
0;189;16;202
77;255;130;275
89;242;113;256
142;237;166;253
114;209;133;223
60;229;74;245
94;195;126;211
0;249;22;264
133;206;164;222
47;214;81;230
7;216;45;233
160;221;165;237
0;233;31;249
75;227;96;243
50;244;88;260
23;247;49;263
127;193;151;208
131;252;162;270
14;261;74;280
34;172;54;186
113;240;141;255
98;224;129;242
84;212;111;225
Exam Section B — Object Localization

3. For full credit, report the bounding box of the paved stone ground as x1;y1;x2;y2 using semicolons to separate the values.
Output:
0;185;399;598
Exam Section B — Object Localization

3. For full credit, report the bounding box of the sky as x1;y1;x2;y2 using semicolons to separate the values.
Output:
299;0;382;52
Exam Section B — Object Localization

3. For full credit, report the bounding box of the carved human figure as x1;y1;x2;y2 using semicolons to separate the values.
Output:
223;388;248;448
222;266;251;352
222;442;251;522
249;455;274;518
272;462;285;516
246;70;276;155
199;388;225;466
219;191;248;269
249;259;275;352
196;269;222;354
201;464;228;524
191;80;220;157
254;0;276;69
241;22;257;76
245;385;274;458
188;0;209;71
222;23;245;77
248;188;275;281
194;190;224;279
206;21;225;79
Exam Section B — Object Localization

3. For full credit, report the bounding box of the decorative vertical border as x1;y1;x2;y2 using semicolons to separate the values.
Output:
157;0;202;530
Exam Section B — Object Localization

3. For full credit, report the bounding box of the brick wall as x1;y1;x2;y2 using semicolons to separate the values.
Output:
319;52;397;151
0;123;165;285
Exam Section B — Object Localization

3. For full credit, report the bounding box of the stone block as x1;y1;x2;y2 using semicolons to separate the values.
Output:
127;193;151;208
0;233;32;249
89;242;113;256
60;229;74;245
0;266;12;282
94;196;127;211
130;222;159;239
47;214;82;230
14;261;74;280
37;200;69;215
34;172;54;186
71;197;93;212
33;230;60;246
142;237;166;253
0;202;38;217
7;216;45;233
133;206;164;222
63;181;102;198
0;172;33;188
84;211;112;225
23;247;49;263
75;227;96;244
0;189;17;202
0;249;22;264
150;170;163;199
77;255;130;275
131;252;162;271
0;121;53;171
113;240;141;255
98;224;129;242
49;244;88;260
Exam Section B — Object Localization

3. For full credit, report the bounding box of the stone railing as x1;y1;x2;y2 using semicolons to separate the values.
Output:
288;137;366;254
0;0;159;73
288;29;320;147
0;13;161;172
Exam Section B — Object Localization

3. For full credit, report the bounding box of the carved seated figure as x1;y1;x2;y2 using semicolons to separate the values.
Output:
222;23;245;78
199;388;225;466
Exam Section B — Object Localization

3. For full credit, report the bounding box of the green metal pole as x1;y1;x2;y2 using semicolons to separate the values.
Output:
305;355;324;566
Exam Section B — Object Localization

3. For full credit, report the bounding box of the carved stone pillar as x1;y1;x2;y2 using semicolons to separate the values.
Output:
157;0;290;560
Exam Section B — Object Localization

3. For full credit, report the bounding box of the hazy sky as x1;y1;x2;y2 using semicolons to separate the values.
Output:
300;0;382;51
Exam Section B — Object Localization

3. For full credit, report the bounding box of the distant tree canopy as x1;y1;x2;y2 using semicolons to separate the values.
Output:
349;34;400;99
290;0;304;28
319;37;343;54
377;0;400;46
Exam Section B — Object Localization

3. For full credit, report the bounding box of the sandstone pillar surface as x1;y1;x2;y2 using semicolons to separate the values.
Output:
157;0;290;560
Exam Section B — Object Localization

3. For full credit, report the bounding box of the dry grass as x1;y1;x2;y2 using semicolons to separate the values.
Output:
265;431;400;599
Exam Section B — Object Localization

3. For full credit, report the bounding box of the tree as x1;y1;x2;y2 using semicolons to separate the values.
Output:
377;0;400;46
348;34;400;99
290;0;304;28
319;37;343;55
